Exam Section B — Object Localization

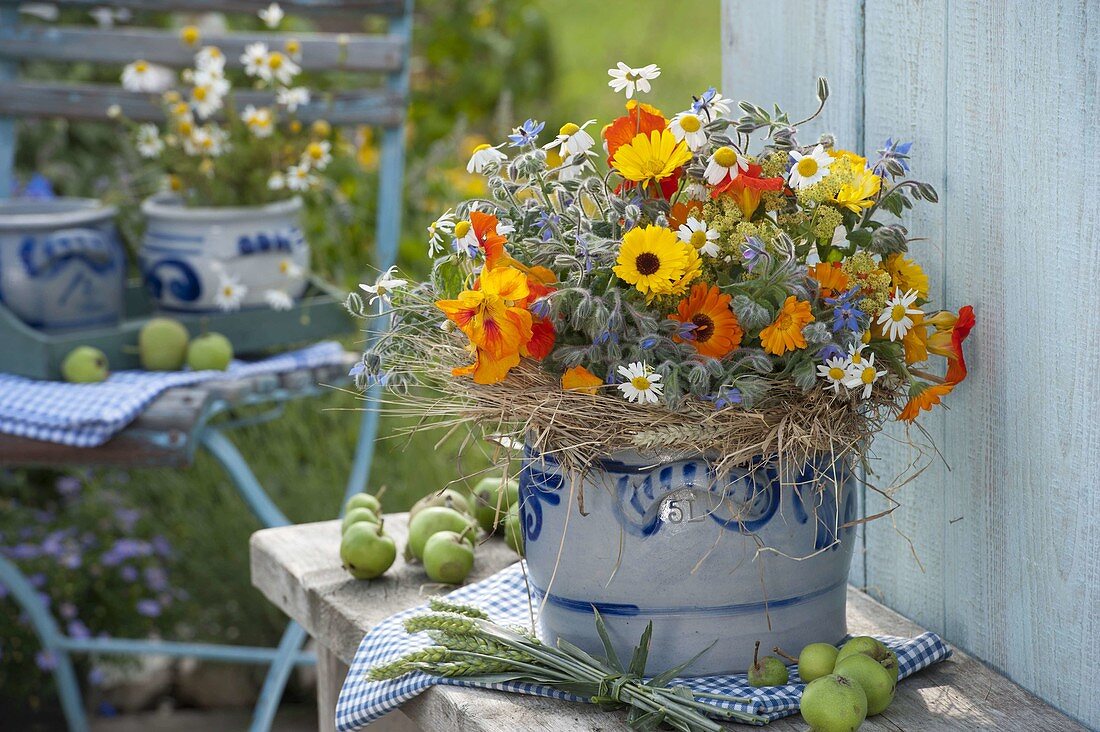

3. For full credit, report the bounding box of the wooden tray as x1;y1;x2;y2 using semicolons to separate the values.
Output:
0;276;354;381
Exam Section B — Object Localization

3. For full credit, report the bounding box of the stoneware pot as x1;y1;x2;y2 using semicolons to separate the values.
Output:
520;447;858;676
139;195;309;312
0;197;125;332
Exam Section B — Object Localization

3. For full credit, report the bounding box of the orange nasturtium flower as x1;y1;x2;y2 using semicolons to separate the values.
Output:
669;283;744;359
759;296;815;356
561;365;603;395
710;163;785;218
898;305;976;422
808;262;850;298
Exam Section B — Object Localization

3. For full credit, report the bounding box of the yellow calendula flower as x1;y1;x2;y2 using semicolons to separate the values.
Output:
885;253;929;299
835;164;881;212
611;130;691;189
180;25;200;47
613;225;695;299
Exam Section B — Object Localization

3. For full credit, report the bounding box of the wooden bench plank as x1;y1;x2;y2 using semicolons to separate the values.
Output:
0;27;405;72
0;81;405;126
3;0;406;16
250;516;1091;732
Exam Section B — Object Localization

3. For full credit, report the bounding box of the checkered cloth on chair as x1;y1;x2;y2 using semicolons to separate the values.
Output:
0;341;349;447
335;562;951;731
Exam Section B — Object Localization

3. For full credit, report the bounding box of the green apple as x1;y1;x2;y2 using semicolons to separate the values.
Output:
834;653;896;715
408;489;471;523
503;504;524;556
406;506;476;561
340;521;396;580
345;492;382;515
798;642;839;683
61;346;109;383
139;317;189;371
472;476;520;531
747;641;789;687
186;332;233;371
422;529;476;584
800;674;867;732
837;636;899;681
341;507;380;534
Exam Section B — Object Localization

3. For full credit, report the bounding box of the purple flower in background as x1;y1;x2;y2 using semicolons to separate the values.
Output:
55;475;82;497
113;508;141;533
136;599;161;618
143;566;169;592
507;118;544;148
102;538;152;567
67;620;91;640
119;565;139;583
88;667;106;687
29;573;47;589
151;536;173;558
59;551;83;570
59;602;78;620
35;650;58;671
9;543;41;560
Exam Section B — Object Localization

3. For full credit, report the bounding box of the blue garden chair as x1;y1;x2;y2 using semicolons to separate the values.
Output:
0;1;412;729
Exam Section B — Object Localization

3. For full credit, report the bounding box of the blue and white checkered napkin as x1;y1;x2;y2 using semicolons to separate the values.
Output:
335;562;951;731
0;341;348;447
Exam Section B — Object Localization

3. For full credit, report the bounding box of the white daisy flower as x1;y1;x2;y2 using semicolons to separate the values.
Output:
284;163;317;192
278;258;303;278
466;143;507;174
703;145;749;185
184;125;228;157
194;46;226;73
788;144;834;189
450;218;481;258
267;172;285;191
240;105;274;138
121;59;172;93
876;288;924;341
543;120;597;157
135;124;163;158
669;111;709;151
676;217;720;258
557;158;593;181
843;351;887;399
427;211;456;256
616;361;663;404
816;354;854;394
241;43;269;77
276;86;311;112
358;266;407;313
301;140;332;170
607;62;660;99
264;289;294;311
193;67;230;97
261;51;300;86
213;273;248;312
258;2;284;28
190;81;224;119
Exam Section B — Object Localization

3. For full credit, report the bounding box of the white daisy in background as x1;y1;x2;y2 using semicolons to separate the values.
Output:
121;59;172;93
817;354;854;393
258;2;284;28
284;38;303;62
264;289;294;311
704;145;749;184
241;43;269;77
843;351;887;399
194;46;226;73
788;144;834;189
669;110;709;151
135;124;164;158
676;217;720;258
876;288;924;341
190;81;224;119
616;361;663;404
607;62;660;99
276;87;310;113
261;51;300;86
240;105;274;138
106;104;122;119
301;140;332;170
278;258;303;278
267;172;286;191
544;120;597;157
466;143;507;174
284;163;317;192
213;273;248;312
427;211;456;256
184;125;226;157
193;66;230;97
359;267;407;313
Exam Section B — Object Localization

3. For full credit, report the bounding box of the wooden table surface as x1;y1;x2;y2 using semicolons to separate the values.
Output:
251;514;1088;731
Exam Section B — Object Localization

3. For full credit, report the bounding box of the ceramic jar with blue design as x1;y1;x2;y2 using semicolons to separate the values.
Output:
0;198;126;332
139;195;310;312
520;447;858;676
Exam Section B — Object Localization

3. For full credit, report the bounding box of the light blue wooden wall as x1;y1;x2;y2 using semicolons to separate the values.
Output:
722;1;1099;727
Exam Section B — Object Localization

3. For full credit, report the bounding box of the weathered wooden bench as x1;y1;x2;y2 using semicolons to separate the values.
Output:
251;513;1089;731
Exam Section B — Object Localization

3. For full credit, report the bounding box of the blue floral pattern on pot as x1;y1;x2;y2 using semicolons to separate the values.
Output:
0;198;125;332
520;447;857;676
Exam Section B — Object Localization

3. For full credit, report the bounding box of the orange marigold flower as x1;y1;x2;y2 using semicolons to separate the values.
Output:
759;296;815;356
669;283;743;359
710;163;785;218
899;382;954;423
602;100;667;165
561;365;603;395
808;262;850;298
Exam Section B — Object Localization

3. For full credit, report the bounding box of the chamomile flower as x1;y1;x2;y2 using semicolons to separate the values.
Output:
284;163;317;192
241;43;268;77
258;2;284;28
427;211;456;256
276;86;310;113
703;146;748;185
876;288;924;341
185;125;228;157
843;351;887;399
467;143;507;174
264;289;293;311
669;110;709;151
135;124;163;158
240;105;274;138
194;46;226;73
607;62;660;99
301;140;332;170
817;354;853;393
261;51;300;86
543;120;597;157
359;267;407;313
267;172;286;191
213;274;248;312
676;217;720;258
278;258;303;278
788;144;834;189
193;66;229;97
190;81;224;119
121;59;172;93
452;218;480;257
616;361;663;404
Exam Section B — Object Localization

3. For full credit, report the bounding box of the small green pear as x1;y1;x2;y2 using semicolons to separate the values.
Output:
345;492;382;515
61;346;109;383
800;674;867;732
406;506;476;561
747;641;789;687
422;529;476;584
503;504;524;556
408;489;471;524
837;636;899;681
340;521;396;580
798;642;840;683
139;317;189;371
472;476;519;531
341;507;380;534
186;332;233;371
834;653;896;715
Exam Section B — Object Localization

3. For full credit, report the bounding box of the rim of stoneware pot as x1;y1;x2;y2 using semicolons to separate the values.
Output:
141;193;303;222
0;197;117;231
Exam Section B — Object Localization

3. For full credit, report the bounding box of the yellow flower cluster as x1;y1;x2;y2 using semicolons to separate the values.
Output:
842;251;893;316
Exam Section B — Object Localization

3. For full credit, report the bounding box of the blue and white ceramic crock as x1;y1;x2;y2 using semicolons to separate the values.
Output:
139;195;310;312
519;447;857;676
0;197;125;332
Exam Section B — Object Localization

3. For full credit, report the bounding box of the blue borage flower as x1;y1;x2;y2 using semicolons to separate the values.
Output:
508;118;545;148
704;386;743;410
742;236;768;272
873;138;913;178
824;286;865;332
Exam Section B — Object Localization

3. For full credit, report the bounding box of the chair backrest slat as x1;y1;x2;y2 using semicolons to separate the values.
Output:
0;0;406;16
0;27;406;73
